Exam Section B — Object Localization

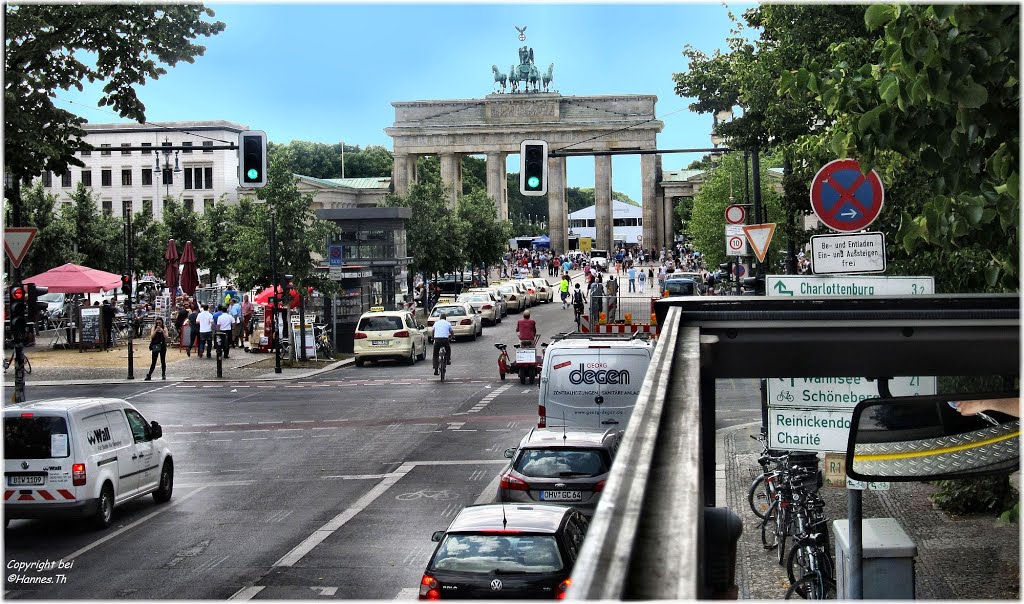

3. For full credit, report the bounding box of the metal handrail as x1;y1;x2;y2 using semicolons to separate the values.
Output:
568;307;704;599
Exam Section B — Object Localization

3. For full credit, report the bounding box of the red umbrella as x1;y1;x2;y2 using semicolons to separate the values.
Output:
22;263;121;293
253;285;300;309
164;239;180;305
180;241;199;297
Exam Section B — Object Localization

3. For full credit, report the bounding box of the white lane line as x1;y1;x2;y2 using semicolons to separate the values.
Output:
163;424;185;427
63;486;207;561
290;420;315;424
453;429;478;432
125;383;179;400
229;586;265;600
273;463;415;567
475;472;503;505
394;587;419;600
412;459;508;466
312;427;338;431
278;428;303;432
176;385;198;388
241;429;270;433
275;436;302;440
258;420;284;425
311;434;333;438
181;471;211;474
193;423;217;427
225;422;249;426
209;439;231;443
241;438;268;441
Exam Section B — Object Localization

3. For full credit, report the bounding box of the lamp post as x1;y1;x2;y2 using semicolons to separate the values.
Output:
269;207;282;374
156;137;181;200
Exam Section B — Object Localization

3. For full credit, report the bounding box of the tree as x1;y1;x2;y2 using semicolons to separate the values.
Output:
64;184;122;273
18;183;76;277
162;197;209;271
4;4;225;186
383;181;464;278
226;196;273;291
201;199;235;283
342;145;394;179
125;207;169;277
457;190;512;274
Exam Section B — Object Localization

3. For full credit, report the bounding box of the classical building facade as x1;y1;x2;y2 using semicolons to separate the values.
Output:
296;175;391;210
386;94;665;253
36;120;248;216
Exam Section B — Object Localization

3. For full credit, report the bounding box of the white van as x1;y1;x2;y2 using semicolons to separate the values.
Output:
4;398;174;529
537;333;655;429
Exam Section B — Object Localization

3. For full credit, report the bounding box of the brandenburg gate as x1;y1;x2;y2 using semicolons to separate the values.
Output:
385;93;668;253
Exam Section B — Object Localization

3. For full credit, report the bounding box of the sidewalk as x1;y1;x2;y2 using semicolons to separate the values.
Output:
719;422;1020;599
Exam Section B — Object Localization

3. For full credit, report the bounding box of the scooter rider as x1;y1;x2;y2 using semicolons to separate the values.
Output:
516;309;539;347
432;312;453;375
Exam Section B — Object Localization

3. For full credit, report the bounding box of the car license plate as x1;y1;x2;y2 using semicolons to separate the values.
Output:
8;475;44;487
516;349;537;363
541;490;581;502
371;340;389;346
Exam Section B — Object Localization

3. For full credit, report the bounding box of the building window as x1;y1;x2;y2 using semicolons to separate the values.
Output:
587;219;596;227
184;166;211;190
102;200;112;215
81;170;92;187
121;169;132;186
182;142;193;154
184;198;194;212
122;200;132;217
142;199;153;214
42;172;52;187
141;168;152;186
204;198;214;211
100;144;111;156
121;143;131;156
202;141;213;153
101;170;112;187
81;148;92;157
162;169;172;185
141;143;152;155
204;167;213;189
61;172;72;187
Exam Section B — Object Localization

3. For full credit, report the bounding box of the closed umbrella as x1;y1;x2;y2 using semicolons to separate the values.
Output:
164;239;180;306
252;285;300;309
180;241;199;297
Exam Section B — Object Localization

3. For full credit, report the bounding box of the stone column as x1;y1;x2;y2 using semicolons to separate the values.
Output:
641;153;657;251
547;155;567;254
486;152;507;220
663;196;675;251
392;153;410;196
595;155;613;250
440;153;462;208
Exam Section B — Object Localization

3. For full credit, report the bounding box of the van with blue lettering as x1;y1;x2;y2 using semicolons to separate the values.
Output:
537;333;655;429
4;398;173;530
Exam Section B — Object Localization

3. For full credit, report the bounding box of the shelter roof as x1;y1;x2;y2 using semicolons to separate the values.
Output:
568;199;644;220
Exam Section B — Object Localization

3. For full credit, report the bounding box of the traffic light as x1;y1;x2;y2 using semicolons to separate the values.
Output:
718;262;734;281
238;130;268;189
519;139;548;196
9;284;28;341
278;274;294;306
26;283;48;322
742;276;766;295
121;274;132;296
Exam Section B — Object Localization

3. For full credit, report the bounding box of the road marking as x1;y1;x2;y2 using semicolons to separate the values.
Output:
241;429;270;433
125;383;179;399
312;427;338;431
225;422;249;426
290;420;315;424
229;586;265;600
278;428;303;432
275;436;303;439
310;586;338;596
447;422;465;430
241;438;268;441
452;429;478;432
475;472;502;505
394;587;419;600
63;486;207;561
209;439;231;443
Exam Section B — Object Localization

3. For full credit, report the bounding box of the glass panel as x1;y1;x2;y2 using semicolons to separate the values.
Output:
141;169;152;186
514;448;608;477
204;167;213;189
4;417;71;459
141;143;152;155
182;141;193;154
101;170;112;187
124;409;150;443
184;169;193;189
81;170;92;186
430;535;563;574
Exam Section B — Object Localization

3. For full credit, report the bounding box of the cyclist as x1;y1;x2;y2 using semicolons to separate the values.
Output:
571;283;586;325
432;312;453;375
559;274;571;309
516;309;539;347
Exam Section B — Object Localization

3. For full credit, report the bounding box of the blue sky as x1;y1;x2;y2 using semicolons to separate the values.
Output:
54;2;753;202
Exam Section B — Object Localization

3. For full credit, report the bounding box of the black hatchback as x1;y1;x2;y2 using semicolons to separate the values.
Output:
419;504;589;600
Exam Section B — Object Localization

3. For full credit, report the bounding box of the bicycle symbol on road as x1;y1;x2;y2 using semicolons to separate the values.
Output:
396;489;459;501
776;391;795;403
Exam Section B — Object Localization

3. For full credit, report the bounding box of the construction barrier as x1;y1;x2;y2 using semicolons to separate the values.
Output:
579;314;657;335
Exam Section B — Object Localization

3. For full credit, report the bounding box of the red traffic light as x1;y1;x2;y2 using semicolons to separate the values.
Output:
10;286;26;301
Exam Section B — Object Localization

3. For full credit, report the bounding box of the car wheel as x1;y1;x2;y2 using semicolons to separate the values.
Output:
406;347;415;365
416;343;426;361
354;358;365;367
93;483;115;530
470;328;477;341
153;459;174;503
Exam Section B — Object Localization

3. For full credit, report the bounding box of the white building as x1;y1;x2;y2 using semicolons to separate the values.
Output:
36;120;248;216
567;200;644;247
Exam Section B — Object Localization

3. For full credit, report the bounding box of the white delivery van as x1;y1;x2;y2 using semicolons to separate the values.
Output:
537;333;655;429
4;398;173;529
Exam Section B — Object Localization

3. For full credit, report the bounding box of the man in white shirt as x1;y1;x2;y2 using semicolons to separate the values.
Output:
431;312;454;375
197;304;214;359
215;304;234;358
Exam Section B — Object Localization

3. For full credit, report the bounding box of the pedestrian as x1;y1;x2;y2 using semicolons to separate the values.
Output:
242;295;254;351
589;278;604;324
638;267;646;293
197;304;214;358
145;317;167;381
174;303;189;344
559;274;571;309
216;304;234;358
134;304;147;338
627;265;637;293
186;304;200;356
229;296;242;348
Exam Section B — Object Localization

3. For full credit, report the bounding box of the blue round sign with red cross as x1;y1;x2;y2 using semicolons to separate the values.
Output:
810;159;885;232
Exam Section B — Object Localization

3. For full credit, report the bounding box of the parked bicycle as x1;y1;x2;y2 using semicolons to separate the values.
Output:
3;349;31;375
313;324;333;358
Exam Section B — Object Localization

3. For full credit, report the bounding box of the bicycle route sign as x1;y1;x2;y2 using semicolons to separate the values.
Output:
810;159;884;232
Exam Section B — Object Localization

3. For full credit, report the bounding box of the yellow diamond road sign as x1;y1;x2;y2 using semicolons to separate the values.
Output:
742;223;776;263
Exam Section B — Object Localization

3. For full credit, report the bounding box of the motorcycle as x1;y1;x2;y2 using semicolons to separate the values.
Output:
495;340;547;385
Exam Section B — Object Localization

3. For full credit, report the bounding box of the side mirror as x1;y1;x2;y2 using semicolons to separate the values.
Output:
150;421;163;440
504;447;517;459
846;393;1019;482
431;530;445;543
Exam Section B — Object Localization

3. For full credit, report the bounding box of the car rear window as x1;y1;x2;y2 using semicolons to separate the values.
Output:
431;534;563;574
5;416;71;459
431;306;466;317
358;316;403;331
515;448;608;478
666;281;697;296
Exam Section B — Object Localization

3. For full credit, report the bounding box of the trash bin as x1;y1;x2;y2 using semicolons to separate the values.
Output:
833;517;917;599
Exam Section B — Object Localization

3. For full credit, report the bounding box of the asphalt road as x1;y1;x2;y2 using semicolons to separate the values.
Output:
4;284;761;599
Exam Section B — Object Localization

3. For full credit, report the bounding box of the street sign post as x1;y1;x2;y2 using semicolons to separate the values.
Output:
811;232;886;274
742;223;776;263
810;159;885;232
766;275;934;298
725;225;748;256
724;205;746;225
4;228;38;268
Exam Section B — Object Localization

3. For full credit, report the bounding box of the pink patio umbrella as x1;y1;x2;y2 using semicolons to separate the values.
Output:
179;241;200;297
164;239;180;306
22;263;122;293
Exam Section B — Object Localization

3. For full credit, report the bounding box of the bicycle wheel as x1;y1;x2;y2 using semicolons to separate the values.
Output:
760;506;779;550
776;507;789;565
787;546;835;598
748;473;772;519
439;350;447;382
785;572;836;600
23;356;31;375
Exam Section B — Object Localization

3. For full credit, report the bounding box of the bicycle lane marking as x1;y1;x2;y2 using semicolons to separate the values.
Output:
125;382;182;400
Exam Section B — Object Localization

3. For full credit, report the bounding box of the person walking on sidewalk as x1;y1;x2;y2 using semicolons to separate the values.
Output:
627;265;637;293
605;275;619;322
229;297;242;348
145;317;168;381
638;266;646;293
197;304;214;359
216;304;234;358
559;274;571;309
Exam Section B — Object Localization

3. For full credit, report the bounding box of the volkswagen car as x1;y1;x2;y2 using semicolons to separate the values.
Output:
456;292;500;326
427;302;483;342
353;308;428;366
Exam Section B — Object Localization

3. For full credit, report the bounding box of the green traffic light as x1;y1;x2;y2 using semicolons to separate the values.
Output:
247;168;259;180
527;176;540;188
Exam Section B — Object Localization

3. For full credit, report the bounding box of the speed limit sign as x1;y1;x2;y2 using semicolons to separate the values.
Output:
725;225;748;256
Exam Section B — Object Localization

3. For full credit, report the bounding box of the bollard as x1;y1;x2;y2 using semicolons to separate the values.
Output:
215;332;223;378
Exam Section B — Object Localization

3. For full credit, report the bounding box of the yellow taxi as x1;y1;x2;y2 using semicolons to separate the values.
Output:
457;291;500;326
427;302;483;342
353;307;429;367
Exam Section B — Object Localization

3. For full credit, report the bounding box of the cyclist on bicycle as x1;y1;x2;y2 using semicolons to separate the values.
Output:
571;283;586;322
516;310;539;347
432;312;453;375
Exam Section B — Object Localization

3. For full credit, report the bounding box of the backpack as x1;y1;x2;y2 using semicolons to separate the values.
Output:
573;289;584;305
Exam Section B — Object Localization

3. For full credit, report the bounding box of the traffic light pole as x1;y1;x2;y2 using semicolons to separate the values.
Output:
270;209;282;374
125;215;135;380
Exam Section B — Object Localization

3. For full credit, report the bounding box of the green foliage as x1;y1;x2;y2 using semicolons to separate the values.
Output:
127;207;170;277
274;141;395;180
201;199;234;282
62;184;122;273
931;475;1017;516
18;183;76;277
457;190;512;269
162;197;208;266
4;3;225;184
383;182;463;277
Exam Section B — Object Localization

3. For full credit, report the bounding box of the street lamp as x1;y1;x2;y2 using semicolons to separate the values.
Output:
156;137;181;200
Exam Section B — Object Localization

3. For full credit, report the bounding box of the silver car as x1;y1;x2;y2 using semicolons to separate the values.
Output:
498;427;623;516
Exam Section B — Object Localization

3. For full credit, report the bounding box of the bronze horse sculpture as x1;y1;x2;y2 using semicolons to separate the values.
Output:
491;65;507;92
